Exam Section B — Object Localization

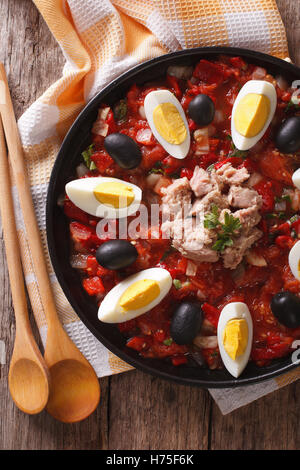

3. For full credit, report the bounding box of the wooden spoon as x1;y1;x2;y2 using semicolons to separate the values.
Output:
0;63;100;422
0;115;50;414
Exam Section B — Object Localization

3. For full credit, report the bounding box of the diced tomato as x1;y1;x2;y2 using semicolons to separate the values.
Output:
64;199;90;224
160;253;188;278
193;60;224;85
118;319;137;334
127;336;148;352
201;303;220;328
180;168;194;179
91;150;114;173
82;276;105;296
214;157;243;170
275;235;294;250
188;118;198;131
253;180;275;213
163;156;183;175
229;56;247;70
127;84;140;113
258;150;293;186
141;144;167;169
106;109;117;133
171;355;188;366
166;75;182;99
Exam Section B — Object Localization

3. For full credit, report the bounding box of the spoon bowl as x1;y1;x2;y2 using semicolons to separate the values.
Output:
46;359;100;423
9;356;49;414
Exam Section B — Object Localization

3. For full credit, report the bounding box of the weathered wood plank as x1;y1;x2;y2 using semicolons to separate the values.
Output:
210;382;300;450
0;0;299;451
0;0;108;450
108;370;211;450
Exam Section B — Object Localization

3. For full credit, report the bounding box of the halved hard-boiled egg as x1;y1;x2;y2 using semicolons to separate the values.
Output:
289;240;300;281
292;168;300;190
231;80;277;151
65;176;142;218
98;267;172;323
144;90;190;159
217;302;253;378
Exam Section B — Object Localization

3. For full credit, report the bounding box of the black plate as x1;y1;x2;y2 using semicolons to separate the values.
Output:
46;47;300;388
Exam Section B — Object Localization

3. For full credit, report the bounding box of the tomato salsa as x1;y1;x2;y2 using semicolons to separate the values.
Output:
63;55;300;372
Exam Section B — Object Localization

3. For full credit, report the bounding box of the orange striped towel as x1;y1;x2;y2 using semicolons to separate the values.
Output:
15;0;294;414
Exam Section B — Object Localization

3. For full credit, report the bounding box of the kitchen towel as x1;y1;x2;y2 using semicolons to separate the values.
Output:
15;0;295;414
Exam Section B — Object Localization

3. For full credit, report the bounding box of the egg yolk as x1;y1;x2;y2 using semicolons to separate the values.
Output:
153;102;187;145
119;279;160;311
223;319;248;361
94;182;134;208
234;93;270;138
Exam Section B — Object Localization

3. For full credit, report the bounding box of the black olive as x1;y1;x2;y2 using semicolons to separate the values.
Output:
275;116;300;154
170;302;203;345
270;291;300;328
104;133;142;169
96;240;138;270
188;94;215;126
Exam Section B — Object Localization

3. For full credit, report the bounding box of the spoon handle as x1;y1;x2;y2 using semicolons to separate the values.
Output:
0;115;30;332
0;63;60;328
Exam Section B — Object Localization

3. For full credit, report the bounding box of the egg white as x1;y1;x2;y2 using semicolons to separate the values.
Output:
289;240;300;281
144;90;190;159
65;176;142;219
231;80;277;151
217;302;253;378
292;168;300;190
98;267;172;323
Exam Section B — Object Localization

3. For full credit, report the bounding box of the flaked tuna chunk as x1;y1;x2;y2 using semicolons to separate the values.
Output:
222;227;262;269
190;166;215;197
228;185;262;209
171;216;219;263
190;189;229;216
234;206;261;234
161;177;191;219
214;163;249;186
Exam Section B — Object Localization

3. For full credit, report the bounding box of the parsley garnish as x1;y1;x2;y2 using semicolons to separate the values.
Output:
82;144;97;170
275;194;291;203
163;338;173;346
173;279;182;290
226;134;248;159
204;204;242;252
113;99;127;121
285;98;300;113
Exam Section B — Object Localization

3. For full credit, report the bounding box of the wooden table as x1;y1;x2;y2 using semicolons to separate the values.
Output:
0;0;299;450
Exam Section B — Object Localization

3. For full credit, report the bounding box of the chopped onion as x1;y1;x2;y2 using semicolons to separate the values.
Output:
146;173;161;188
92;121;109;137
290;189;300;211
92;106;110;136
201;319;216;335
76;163;90;178
194;128;210;153
196;289;207;301
248;172;263;188
98;107;110;121
276;75;288;91
245;250;267;267
213;110;224;124
193;335;218;349
70;253;89;269
274;201;286;212
167;65;193;80
136;128;153;145
139;105;146;119
186;260;197;276
251;66;267;80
